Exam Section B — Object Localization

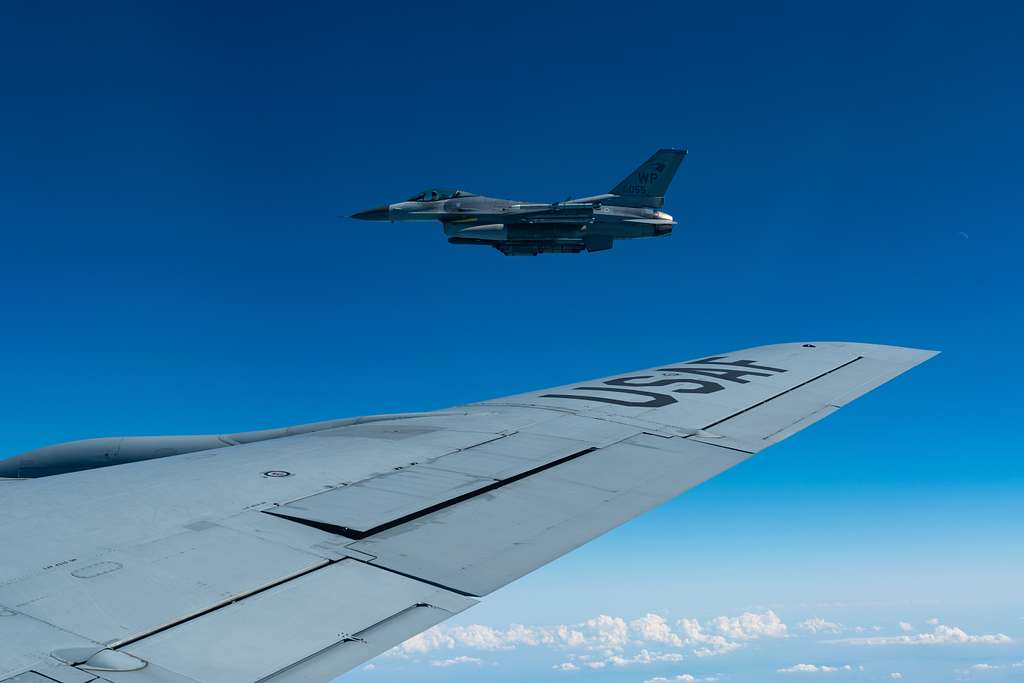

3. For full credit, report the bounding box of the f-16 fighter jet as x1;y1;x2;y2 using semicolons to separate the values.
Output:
351;148;686;255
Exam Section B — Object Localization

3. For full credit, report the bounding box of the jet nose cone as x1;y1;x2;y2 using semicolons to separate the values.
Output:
350;205;391;221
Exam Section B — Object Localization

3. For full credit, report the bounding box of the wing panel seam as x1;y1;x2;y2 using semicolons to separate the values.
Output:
263;446;598;540
699;356;864;430
107;560;330;650
344;557;479;597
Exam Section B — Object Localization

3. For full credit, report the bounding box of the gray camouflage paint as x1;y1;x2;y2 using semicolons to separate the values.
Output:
351;148;686;255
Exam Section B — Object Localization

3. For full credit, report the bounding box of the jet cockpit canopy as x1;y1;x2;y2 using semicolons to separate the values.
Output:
406;188;475;202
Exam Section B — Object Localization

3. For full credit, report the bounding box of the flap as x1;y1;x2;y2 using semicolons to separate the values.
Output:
110;560;475;683
0;608;99;681
269;432;595;537
348;434;750;595
0;524;329;646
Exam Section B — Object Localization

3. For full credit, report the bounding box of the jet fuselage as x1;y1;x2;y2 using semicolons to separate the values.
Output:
351;148;686;255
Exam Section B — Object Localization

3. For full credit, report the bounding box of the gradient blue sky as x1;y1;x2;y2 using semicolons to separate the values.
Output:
2;2;1022;681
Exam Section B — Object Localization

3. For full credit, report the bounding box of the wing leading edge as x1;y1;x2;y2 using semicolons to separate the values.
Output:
0;342;935;683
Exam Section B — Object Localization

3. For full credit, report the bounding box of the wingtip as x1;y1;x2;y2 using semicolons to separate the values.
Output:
799;342;941;369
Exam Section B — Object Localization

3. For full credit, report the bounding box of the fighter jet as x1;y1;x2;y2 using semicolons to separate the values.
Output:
351;148;686;255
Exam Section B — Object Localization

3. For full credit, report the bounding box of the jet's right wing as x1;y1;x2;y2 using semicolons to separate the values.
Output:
0;342;934;683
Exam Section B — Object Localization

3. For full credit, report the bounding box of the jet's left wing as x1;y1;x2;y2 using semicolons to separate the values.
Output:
503;203;594;224
0;342;935;682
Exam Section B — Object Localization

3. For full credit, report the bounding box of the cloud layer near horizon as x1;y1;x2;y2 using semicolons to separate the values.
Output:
375;607;1015;680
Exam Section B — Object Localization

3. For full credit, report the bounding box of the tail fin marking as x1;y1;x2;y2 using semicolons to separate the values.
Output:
610;148;687;199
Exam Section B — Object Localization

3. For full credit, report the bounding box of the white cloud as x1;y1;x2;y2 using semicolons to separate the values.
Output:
590;649;685;668
450;624;515;650
552;662;579;672
677;618;741;657
898;622;913;633
430;655;483;667
584;614;630;651
927;617;940;625
889;674;903;680
709;610;788;640
393;621;585;655
644;675;719;683
396;627;453;655
389;609;786;663
799;617;843;635
830;622;1012;647
632;613;686;647
777;663;855;673
954;662;1007;677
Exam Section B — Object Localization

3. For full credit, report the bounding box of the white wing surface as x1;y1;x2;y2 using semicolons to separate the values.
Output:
0;342;935;682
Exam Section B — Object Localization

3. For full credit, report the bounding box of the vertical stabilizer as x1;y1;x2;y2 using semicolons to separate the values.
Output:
609;148;687;203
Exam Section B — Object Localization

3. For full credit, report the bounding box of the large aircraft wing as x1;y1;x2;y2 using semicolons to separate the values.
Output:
0;342;935;683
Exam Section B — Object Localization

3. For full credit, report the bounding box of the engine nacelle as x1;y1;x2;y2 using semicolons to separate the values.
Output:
0;435;232;478
0;413;434;478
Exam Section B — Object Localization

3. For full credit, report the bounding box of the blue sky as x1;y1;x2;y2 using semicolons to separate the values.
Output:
1;1;1022;681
